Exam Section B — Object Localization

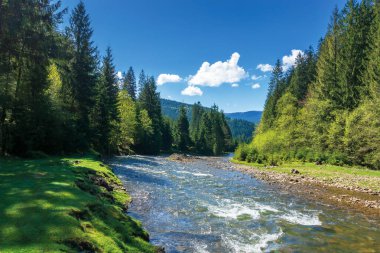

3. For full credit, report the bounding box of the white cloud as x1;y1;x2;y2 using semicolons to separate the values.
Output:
231;83;239;88
188;52;247;87
117;71;123;79
252;83;261;89
282;49;304;71
181;85;203;96
256;64;273;72
157;74;182;85
251;74;263;80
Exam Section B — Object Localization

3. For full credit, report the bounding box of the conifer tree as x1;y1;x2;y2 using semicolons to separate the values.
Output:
4;0;64;154
176;106;191;151
138;76;162;154
123;67;137;100
91;48;117;154
190;102;204;142
69;1;98;149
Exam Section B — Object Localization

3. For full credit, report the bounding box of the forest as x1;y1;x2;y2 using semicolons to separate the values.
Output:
160;99;256;143
0;1;234;157
235;0;380;169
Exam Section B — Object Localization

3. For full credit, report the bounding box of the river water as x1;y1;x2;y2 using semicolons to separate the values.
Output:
110;155;380;253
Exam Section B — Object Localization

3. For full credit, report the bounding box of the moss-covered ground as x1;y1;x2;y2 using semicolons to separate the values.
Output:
0;155;158;252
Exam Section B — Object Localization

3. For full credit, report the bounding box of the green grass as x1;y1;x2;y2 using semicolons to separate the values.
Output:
232;159;380;192
0;155;158;253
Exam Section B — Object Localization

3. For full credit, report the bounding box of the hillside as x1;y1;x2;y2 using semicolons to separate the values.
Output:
225;111;262;124
160;99;257;142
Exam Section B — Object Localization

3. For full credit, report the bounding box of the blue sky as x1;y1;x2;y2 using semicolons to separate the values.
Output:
63;0;346;112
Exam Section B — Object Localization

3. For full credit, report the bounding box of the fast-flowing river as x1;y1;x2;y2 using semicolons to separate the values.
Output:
110;155;380;253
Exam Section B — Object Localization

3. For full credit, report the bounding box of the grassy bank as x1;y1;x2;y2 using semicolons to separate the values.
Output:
0;155;158;253
231;159;380;192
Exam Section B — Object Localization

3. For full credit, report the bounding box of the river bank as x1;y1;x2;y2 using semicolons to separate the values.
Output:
224;158;380;216
111;155;380;252
0;155;159;252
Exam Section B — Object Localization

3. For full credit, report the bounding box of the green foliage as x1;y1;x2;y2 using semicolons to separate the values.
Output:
68;1;99;150
161;98;254;142
138;76;163;154
123;67;137;100
116;90;137;153
91;47;118;155
236;0;380;169
188;103;234;155
175;106;191;151
226;118;255;143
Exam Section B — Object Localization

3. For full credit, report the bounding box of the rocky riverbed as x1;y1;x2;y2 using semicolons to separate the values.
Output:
200;156;380;216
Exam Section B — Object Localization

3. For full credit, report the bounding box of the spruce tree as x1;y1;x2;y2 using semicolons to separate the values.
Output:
190;102;204;142
260;60;284;131
69;1;98;149
4;0;64;154
123;67;137;100
138;76;162;154
176;106;191;152
91;47;117;154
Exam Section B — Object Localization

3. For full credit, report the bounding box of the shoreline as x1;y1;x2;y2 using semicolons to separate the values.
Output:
183;155;380;217
228;159;380;217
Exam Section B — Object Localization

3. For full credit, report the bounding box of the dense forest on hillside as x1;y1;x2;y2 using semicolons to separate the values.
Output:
235;0;380;169
0;1;233;157
225;111;262;124
161;98;256;142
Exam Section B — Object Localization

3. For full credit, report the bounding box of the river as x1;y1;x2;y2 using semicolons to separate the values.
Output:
110;155;380;253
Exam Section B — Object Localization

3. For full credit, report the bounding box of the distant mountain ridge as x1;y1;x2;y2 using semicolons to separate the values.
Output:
160;99;261;142
225;111;262;124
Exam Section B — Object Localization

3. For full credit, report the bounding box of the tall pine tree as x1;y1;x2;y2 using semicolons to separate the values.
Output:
69;1;98;149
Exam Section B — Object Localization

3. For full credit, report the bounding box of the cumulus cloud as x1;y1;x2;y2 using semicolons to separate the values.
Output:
282;49;304;71
181;85;203;96
256;64;273;72
188;52;247;87
157;74;182;85
256;49;304;73
252;83;261;89
117;71;123;79
231;83;239;88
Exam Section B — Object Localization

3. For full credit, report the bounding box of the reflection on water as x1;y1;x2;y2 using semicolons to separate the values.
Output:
110;155;380;253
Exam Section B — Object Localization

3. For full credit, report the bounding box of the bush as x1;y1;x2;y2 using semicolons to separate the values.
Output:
234;144;249;161
327;152;348;166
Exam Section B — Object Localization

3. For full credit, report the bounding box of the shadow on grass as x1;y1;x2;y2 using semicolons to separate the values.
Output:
0;157;156;253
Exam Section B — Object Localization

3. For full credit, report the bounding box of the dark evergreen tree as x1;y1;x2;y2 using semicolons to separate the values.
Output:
198;113;213;155
138;76;162;154
123;67;137;100
161;117;173;151
176;106;191;151
288;48;317;102
138;69;146;94
260;59;284;131
91;47;117;154
190;102;204;142
69;1;98;149
3;0;64;155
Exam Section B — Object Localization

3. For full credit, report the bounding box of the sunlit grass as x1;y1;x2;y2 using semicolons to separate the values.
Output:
232;159;380;191
0;155;156;252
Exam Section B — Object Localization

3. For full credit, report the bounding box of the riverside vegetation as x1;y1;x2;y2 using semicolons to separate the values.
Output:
235;0;380;170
